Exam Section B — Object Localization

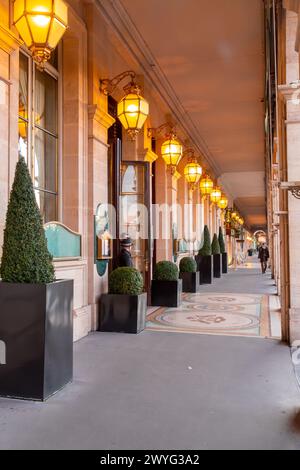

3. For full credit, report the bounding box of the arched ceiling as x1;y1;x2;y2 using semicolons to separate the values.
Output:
119;0;266;230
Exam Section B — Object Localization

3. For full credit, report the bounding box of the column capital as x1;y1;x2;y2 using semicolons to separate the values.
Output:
0;22;22;54
88;104;115;129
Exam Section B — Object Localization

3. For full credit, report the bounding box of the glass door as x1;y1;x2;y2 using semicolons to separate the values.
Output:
120;161;151;299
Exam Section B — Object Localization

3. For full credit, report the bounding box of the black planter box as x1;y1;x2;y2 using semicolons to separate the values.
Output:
196;255;213;285
99;293;147;334
222;252;228;274
0;280;73;401
180;272;200;293
213;254;222;278
151;280;182;307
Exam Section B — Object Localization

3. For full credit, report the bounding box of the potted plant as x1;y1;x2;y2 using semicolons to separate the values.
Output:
151;261;182;307
179;257;199;293
212;233;222;278
196;225;213;285
99;267;147;334
0;158;73;401
219;227;228;274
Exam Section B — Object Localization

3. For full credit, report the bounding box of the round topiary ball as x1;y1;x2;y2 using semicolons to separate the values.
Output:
153;261;179;281
109;267;144;295
179;257;197;273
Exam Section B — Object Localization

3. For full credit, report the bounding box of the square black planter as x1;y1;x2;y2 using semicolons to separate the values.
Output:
151;280;182;307
99;293;147;334
0;280;73;401
222;252;228;274
180;272;200;293
196;255;213;285
213;254;222;278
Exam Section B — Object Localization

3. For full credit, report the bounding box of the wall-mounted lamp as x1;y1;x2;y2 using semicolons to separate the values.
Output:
210;187;222;204
183;149;202;191
199;174;214;195
218;195;229;210
14;0;68;67
148;123;183;174
100;71;149;140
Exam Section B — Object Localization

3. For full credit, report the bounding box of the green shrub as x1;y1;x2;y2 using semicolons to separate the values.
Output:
198;225;212;256
109;267;144;295
218;227;226;254
0;158;55;283
211;233;221;255
179;257;197;273
153;261;179;281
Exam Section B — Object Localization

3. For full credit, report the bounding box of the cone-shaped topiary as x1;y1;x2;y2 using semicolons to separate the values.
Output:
109;267;144;295
211;233;221;255
154;261;179;281
198;225;212;256
218;227;226;254
0;158;55;283
179;257;197;273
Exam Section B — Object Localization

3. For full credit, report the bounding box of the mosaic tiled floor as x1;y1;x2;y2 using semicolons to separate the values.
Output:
146;293;271;338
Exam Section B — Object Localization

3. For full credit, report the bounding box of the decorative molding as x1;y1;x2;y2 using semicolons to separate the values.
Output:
138;148;159;163
0;22;23;54
173;170;182;181
88;104;115;129
280;181;300;199
95;0;221;177
278;82;300;101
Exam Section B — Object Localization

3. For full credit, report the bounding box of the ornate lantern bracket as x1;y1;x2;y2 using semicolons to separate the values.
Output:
100;70;137;96
147;121;175;139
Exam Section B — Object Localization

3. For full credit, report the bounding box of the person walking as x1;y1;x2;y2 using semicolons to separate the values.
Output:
258;243;269;274
117;237;133;268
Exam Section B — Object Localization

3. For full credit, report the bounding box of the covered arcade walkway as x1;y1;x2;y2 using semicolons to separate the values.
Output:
0;262;299;450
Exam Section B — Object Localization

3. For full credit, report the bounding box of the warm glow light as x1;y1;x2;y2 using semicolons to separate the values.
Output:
231;212;238;220
199;174;214;195
14;0;68;66
161;136;183;172
117;91;149;140
184;159;202;189
218;195;229;210
210;187;222;204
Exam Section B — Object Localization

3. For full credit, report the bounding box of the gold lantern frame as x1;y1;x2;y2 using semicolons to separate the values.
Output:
210;186;222;204
148;122;183;174
13;0;68;66
183;149;203;191
199;173;214;196
100;70;149;140
218;195;229;210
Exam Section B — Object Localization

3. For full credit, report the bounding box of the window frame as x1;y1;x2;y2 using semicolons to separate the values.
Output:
18;47;62;223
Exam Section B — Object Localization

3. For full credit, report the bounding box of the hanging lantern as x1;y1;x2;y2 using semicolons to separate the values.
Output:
210;187;222;204
13;0;68;66
117;84;149;140
199;174;214;195
231;211;238;220
218;195;229;210
161;135;183;173
184;157;202;190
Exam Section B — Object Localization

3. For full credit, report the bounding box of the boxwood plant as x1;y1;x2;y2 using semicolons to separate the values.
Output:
109;267;144;295
218;227;226;254
198;225;212;256
0;157;55;284
153;261;179;281
211;233;221;255
179;257;197;273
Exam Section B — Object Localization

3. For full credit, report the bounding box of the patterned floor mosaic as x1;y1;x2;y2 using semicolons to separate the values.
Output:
146;293;270;338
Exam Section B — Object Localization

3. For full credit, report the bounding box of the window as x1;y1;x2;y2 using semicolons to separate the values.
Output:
18;51;59;223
